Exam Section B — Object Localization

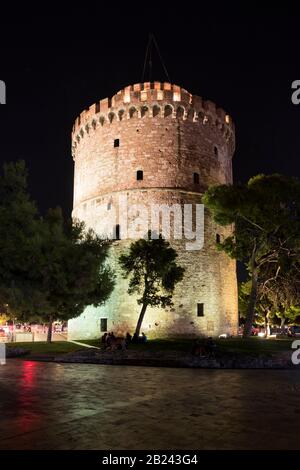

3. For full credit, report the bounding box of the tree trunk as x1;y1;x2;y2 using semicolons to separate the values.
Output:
47;316;53;343
243;267;258;338
135;303;148;337
264;311;270;338
280;317;286;334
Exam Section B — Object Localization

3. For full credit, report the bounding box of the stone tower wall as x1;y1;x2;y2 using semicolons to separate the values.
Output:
68;82;238;340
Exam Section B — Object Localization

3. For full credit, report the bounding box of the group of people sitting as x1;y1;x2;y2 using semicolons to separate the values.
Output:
127;332;148;344
100;331;148;351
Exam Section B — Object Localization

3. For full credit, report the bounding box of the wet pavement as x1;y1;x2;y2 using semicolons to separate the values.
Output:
0;360;300;449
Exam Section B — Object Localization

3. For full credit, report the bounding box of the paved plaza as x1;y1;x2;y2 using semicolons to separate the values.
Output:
0;361;300;449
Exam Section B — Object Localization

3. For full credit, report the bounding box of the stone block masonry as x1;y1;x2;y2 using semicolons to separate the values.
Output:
68;82;238;340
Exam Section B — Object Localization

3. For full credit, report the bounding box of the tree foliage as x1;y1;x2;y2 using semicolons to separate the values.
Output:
239;280;300;334
119;233;185;336
0;161;115;341
204;174;300;337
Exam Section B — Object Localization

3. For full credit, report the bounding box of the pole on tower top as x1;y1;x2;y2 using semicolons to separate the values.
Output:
141;33;171;84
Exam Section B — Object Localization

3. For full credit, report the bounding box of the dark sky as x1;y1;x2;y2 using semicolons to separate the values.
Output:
0;7;300;217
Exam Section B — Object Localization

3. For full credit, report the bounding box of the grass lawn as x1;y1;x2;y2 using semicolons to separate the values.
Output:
6;336;294;357
215;337;293;356
6;341;84;356
82;336;293;356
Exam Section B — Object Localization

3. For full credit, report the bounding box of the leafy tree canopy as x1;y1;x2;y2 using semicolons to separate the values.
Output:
203;174;300;337
0;161;115;341
119;233;185;336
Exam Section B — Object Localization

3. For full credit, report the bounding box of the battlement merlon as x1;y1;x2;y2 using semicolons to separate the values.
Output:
71;82;235;137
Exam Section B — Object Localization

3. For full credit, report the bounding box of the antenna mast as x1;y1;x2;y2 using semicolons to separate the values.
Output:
141;33;171;83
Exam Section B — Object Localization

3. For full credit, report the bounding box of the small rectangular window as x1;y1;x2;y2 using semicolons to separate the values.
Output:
114;139;119;148
216;233;221;243
193;172;199;184
197;303;204;317
100;318;107;332
115;224;120;240
95;102;100;113
137;170;143;181
107;202;112;211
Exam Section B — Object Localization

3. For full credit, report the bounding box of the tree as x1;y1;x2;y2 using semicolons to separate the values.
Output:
0;161;115;342
258;258;300;332
240;255;300;337
239;281;275;337
21;208;115;342
119;233;185;337
203;174;300;337
0;161;42;315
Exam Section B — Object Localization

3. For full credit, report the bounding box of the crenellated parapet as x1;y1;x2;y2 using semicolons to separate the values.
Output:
71;82;235;158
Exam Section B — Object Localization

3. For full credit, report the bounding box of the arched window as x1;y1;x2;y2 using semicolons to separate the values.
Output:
216;233;221;243
95;102;100;113
137;170;143;181
164;105;173;117
187;108;194;121
118;109;125;121
193;172;199;184
108;112;116;123
176;106;184;119
141;106;149;118
214;146;218;157
152;105;161;117
198;111;204;122
129;107;137;118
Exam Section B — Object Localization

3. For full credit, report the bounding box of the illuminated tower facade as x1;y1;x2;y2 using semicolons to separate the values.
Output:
68;82;238;339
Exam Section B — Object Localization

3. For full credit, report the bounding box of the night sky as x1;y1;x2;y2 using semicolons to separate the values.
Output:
0;7;300;218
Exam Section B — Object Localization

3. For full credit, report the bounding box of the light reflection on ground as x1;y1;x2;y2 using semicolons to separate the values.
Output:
0;360;300;449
